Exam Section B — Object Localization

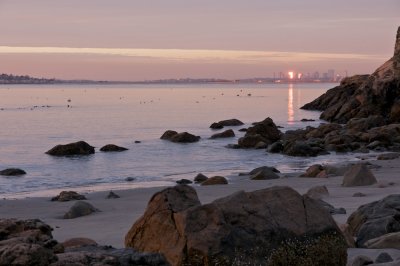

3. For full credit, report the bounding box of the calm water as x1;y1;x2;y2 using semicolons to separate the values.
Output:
0;83;358;198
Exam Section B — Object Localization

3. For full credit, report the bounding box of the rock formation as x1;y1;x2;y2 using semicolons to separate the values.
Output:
160;131;200;143
46;141;95;156
209;119;243;129
238;117;282;148
302;26;400;124
125;185;347;266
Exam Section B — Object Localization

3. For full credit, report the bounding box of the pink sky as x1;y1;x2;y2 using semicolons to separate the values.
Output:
0;0;399;81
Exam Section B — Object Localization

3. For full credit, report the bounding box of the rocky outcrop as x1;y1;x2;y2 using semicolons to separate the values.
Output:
238;117;282;148
210;129;235;139
0;168;26;176
302;26;400;124
160;131;200;143
46;141;95;156
51;191;87;202
125;185;347;266
63;201;98;219
99;144;128;152
347;194;400;247
209;119;243;129
342;164;377;187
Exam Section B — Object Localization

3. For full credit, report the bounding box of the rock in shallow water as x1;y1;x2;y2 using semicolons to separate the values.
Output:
125;185;347;266
0;168;26;176
46;141;95;156
100;144;128;152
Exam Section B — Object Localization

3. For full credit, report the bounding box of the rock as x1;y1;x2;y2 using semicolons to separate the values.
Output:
238;128;247;132
134;140;141;143
0;168;26;176
302;27;400;124
350;255;373;266
342;164;377;187
125;186;347;266
375;252;393;264
316;170;329;178
301;164;324;177
160;130;178;140
51;191;87;202
238;117;282;148
254;141;267;149
0;219;58;266
377;152;400;160
176;179;192;185
339;223;356;248
125;177;135;182
324;164;352;176
62;238;98;250
347;194;400;247
249;166;280;174
305;185;329;199
267;141;284;153
301;118;315;122
63;201;98;219
46;141;95;156
353;192;366;197
364;232;400;249
193;173;208;183
314;199;346;215
210;129;235;139
210;119;244;129
106;191;120;199
200;176;228;185
249;168;279;180
99;144;128;152
283;140;326;157
169;132;200;143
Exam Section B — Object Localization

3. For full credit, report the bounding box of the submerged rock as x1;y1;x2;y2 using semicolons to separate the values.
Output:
125;185;347;266
161;131;200;143
46;141;95;156
209;119;244;129
0;168;26;176
99;144;128;152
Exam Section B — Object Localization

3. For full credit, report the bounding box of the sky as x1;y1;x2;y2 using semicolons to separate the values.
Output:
0;0;399;81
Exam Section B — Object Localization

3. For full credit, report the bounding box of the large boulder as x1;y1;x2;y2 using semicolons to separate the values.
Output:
46;141;95;156
342;164;377;187
238;117;282;148
0;168;26;176
364;232;400;249
302;27;400;124
99;144;128;152
169;132;200;143
125;185;347;266
347;194;400;247
63;201;98;219
0;219;58;265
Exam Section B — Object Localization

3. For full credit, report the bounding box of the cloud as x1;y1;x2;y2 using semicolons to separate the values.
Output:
0;46;387;63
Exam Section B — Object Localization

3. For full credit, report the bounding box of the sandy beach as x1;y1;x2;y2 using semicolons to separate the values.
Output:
1;155;400;263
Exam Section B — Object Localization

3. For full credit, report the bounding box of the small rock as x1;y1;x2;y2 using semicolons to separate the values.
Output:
210;122;224;129
160;130;178;140
301;164;323;177
315;199;346;215
51;191;87;202
62;238;98;250
63;201;98;219
125;177;135;182
200;176;228;186
238;128;247;132
267;141;284;153
377;152;400;160
0;168;26;176
375;252;393;264
250;169;279;180
352;192;366;197
210;129;235;139
351;255;373;266
316;170;329;178
134;140;141;143
176;179;193;185
46;141;95;156
342;164;377;187
194;173;208;183
301;118;315;122
170;132;200;143
106;191;120;199
99;144;128;152
249;166;280;174
305;185;329;199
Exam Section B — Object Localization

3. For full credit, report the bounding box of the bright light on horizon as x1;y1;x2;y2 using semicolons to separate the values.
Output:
288;71;294;79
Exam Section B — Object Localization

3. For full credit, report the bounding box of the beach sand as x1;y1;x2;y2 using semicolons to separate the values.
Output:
1;156;400;264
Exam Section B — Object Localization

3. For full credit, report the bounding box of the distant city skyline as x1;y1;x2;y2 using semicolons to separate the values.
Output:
0;0;399;81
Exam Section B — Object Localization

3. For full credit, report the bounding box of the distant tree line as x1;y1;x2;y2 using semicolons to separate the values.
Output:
0;73;58;84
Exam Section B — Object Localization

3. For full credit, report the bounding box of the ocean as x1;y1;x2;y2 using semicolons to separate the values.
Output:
0;83;360;198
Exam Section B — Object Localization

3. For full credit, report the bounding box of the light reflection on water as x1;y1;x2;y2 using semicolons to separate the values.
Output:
0;83;357;197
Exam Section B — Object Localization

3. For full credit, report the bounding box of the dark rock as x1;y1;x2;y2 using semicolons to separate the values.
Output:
62;238;98;250
314;199;346;215
176;179;193;185
160;130;178;140
249;166;280;174
200;176;228;185
238;117;282;148
238;128;247;132
377;152;400;160
0;219;58;266
353;192;366;197
301;118;315;122
210;122;224;129
106;191;120;199
346;115;386;132
134;140;141;143
100;144;128;152
210;119;244;129
249;168;279;180
267;141;284;153
170;132;200;143
63;201;98;219
305;185;329;199
375;252;393;264
210;129;235;139
125;177;135;182
283;140;326;157
342;164;377;187
347;194;400;247
193;173;208;183
51;191;87;202
302;27;400;124
125;186;347;266
301;164;324;177
0;168;26;176
46;141;95;156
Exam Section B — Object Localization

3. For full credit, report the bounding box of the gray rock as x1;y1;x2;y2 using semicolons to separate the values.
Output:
351;255;373;266
63;201;98;219
305;185;329;199
0;168;26;176
314;199;346;215
375;252;393;264
377;152;400;160
106;191;120;199
353;192;367;197
365;232;400;249
301;164;324;177
267;141;284;153
342;164;377;187
125;177;135;182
